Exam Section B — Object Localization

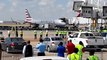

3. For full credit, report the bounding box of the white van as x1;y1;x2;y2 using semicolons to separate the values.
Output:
68;31;104;50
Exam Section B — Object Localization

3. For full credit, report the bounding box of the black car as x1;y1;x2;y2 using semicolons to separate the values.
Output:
1;37;26;53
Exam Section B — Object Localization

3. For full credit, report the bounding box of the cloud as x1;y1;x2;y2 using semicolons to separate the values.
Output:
0;3;5;10
66;0;74;13
38;0;56;6
12;1;17;7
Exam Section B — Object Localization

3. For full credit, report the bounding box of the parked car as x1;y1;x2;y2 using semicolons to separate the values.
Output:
101;32;107;47
20;56;67;60
68;31;104;51
1;37;26;53
43;36;66;52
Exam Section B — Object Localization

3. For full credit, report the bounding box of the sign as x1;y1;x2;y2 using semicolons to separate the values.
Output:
73;1;84;12
81;6;93;18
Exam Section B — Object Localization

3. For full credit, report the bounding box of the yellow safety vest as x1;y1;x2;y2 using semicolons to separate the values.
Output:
76;44;84;56
88;55;99;60
55;30;58;34
34;31;37;34
40;31;43;35
20;31;23;34
68;53;80;60
46;31;48;34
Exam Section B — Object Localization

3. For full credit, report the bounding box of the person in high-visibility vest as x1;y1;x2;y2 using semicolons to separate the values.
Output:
34;30;37;39
76;41;85;60
62;31;65;38
64;31;67;38
68;48;80;60
8;30;10;37
20;30;23;38
60;31;63;38
46;30;48;37
55;30;58;36
59;31;61;37
86;50;99;60
40;31;43;39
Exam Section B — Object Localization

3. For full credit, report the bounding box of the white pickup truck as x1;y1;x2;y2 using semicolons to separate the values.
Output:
68;31;104;51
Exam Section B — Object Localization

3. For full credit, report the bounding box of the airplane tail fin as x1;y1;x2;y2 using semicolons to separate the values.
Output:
24;9;32;23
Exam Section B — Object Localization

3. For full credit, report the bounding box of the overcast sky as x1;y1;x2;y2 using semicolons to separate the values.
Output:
0;0;107;22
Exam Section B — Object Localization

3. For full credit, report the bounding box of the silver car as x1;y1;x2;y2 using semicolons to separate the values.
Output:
43;36;65;52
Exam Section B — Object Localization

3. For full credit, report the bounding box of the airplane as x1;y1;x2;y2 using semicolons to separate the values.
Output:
24;9;67;29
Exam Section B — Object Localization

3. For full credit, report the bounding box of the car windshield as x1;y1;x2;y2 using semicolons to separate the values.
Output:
11;38;24;42
101;33;107;37
51;37;63;41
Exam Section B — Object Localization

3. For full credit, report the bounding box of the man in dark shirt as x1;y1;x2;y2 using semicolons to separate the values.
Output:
23;41;33;57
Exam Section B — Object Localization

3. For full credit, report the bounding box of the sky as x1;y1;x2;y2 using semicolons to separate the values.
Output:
0;0;107;22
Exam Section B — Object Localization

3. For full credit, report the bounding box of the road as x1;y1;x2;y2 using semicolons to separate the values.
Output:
1;48;107;60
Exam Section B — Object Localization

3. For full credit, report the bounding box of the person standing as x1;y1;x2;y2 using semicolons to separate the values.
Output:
40;31;43;39
57;42;66;57
23;40;33;57
66;40;75;55
76;41;85;60
20;30;23;38
45;30;48;37
0;43;2;60
68;48;80;60
8;30;10;37
55;30;58;36
36;39;46;56
34;30;37;39
86;50;99;60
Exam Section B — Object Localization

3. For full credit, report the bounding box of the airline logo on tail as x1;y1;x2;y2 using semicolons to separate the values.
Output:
25;9;32;23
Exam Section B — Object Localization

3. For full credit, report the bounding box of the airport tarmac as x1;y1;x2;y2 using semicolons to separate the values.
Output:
1;30;107;60
2;30;63;46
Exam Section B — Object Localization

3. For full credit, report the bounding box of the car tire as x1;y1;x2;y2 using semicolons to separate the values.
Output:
47;46;51;52
6;47;10;53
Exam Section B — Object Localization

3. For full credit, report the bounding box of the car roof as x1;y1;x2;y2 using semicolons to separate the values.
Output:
20;56;67;60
